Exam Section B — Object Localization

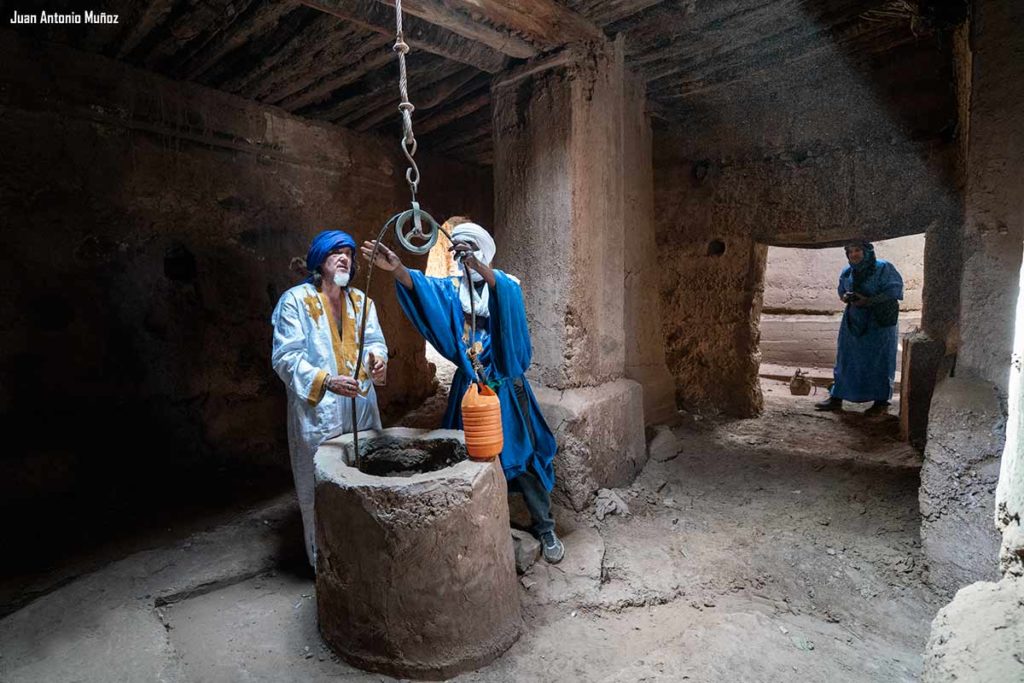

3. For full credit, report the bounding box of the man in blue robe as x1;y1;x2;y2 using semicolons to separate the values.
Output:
361;220;565;563
816;241;904;415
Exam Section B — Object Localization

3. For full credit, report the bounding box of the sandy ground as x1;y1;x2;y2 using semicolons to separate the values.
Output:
0;380;942;682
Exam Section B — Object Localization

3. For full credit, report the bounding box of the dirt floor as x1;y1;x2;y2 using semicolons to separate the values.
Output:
0;379;942;682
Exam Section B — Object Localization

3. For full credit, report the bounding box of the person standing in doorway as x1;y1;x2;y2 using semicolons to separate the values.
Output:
816;241;904;415
361;219;565;564
271;230;388;568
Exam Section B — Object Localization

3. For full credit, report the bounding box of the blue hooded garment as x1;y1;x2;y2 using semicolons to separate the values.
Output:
395;270;558;491
831;245;905;403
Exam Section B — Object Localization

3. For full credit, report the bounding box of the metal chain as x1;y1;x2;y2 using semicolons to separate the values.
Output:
393;0;420;198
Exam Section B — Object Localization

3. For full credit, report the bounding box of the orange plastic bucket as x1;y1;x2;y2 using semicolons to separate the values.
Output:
461;382;503;460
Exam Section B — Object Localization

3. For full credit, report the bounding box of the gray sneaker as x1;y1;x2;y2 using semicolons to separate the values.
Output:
540;531;564;564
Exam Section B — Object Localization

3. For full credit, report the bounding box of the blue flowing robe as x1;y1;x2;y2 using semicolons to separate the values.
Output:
396;270;558;491
832;259;904;402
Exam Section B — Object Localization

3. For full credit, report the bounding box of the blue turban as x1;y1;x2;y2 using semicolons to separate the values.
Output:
305;230;357;283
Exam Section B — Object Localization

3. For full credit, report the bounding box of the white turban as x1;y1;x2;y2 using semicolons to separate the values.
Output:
451;223;496;266
451;222;496;317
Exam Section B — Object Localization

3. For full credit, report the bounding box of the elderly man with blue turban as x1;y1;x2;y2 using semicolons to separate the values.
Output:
361;219;565;564
271;230;388;567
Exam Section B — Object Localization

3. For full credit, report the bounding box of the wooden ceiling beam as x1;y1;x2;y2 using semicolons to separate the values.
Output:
141;0;250;71
433;0;603;47
432;125;491;154
214;16;365;96
452;135;494;162
258;34;393;104
414;90;489;134
115;0;177;59
373;0;540;57
278;49;398;111
182;2;296;81
645;13;899;98
307;54;453;122
333;58;464;126
297;0;508;72
572;0;663;29
352;67;482;132
492;49;571;90
428;108;493;153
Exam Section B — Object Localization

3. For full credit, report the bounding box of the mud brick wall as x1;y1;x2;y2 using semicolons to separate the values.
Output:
0;31;493;506
651;34;960;417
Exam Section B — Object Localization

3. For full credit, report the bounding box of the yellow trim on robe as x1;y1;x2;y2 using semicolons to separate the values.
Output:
307;368;330;406
318;290;371;396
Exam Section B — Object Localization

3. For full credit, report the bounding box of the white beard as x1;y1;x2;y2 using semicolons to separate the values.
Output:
333;270;350;287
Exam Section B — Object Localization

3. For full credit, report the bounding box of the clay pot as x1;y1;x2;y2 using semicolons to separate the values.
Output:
461;383;503;459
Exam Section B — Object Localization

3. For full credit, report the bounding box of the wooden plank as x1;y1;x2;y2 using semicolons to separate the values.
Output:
372;0;539;57
492;49;571;89
298;0;509;71
278;49;398;111
193;8;319;90
433;126;491;154
182;2;296;81
141;0;250;71
333;58;464;126
116;0;177;58
566;0;663;28
212;16;380;99
304;54;450;121
260;34;393;104
429;108;492;152
420;0;605;48
415;91;490;134
352;67;481;131
450;135;494;165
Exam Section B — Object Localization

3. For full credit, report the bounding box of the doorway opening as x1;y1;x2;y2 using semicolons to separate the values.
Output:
423;228;459;385
758;234;926;415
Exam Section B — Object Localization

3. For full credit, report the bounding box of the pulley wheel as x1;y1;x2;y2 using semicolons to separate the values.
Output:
395;204;440;255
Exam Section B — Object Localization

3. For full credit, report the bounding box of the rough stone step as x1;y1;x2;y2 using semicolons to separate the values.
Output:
511;529;540;575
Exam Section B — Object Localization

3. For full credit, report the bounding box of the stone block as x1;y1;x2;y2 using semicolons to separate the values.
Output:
922;577;1024;682
511;529;540;575
533;379;646;511
919;377;1004;594
900;331;945;449
648;425;683;462
625;364;678;425
314;428;521;679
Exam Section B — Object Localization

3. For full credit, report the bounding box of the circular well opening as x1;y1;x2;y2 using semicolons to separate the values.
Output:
355;436;467;477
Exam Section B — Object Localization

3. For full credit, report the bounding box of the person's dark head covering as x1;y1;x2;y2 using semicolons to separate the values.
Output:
305;230;357;283
845;240;877;272
845;240;877;294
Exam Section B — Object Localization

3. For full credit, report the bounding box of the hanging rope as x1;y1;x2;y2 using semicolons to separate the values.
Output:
393;0;420;199
349;0;469;467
